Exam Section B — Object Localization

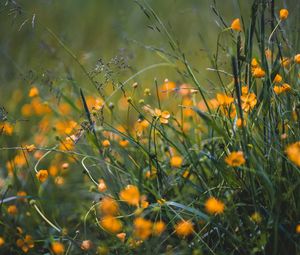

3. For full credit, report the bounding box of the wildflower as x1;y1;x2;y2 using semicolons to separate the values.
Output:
102;139;111;147
160;79;176;97
236;118;246;128
274;83;291;95
294;54;300;64
251;58;259;69
281;57;290;67
36;169;49;183
279;9;289;20
98;179;107;192
175;220;194;237
51;242;65;255
81;240;93;251
61;162;69;169
296;224;300;234
241;86;249;95
99;197;119;216
216;93;234;105
100;216;123;233
251;212;262;223
16;235;34;253
170;156;183;168
25;144;36;152
225;151;245;167
0;237;4;247
17;191;27;202
178;83;192;96
119;139;129;147
116;232;126;242
7;205;18;215
231;18;241;31
28;87;39;97
144;88;151;96
152;221;166;236
154;108;170;124
59;137;74;151
1;122;13;135
133;217;153;240
265;49;272;60
252;67;265;78
119;185;140;206
241;92;257;112
204;197;225;215
285;141;300;167
273;74;283;83
55;176;65;186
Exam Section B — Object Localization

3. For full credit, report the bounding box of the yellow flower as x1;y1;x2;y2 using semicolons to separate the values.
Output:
36;170;49;183
98;179;107;192
100;216;123;233
170;156;183;168
274;83;291;95
152;221;166;236
204;197;225;215
119;139;129;148
7;205;18;215
251;212;262;223
231;18;241;31
51;242;65;255
16;235;34;253
154;108;170;124
251;58;259;69
252;67;265;78
281;57;290;67
99;197;119;216
279;9;289;20
28;87;39;97
273;74;282;83
241;92;257;112
1;122;13;135
225;151;245;167
175;220;194;237
285;141;300;167
294;54;300;64
119;185;140;206
133;217;153;240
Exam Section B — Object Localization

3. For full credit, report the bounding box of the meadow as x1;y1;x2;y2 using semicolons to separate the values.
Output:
0;0;300;254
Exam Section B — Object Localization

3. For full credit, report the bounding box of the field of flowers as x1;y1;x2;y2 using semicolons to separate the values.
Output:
0;0;300;254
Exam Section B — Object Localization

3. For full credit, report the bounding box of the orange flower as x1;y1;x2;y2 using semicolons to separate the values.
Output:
102;139;111;147
133;217;153;240
100;216;123;233
251;58;259;69
175;220;194;237
17;191;27;202
7;205;18;215
216;93;234;105
152;221;166;236
252;67;265;78
116;232;126;242
231;18;241;31
241;93;257;112
99;197;119;216
0;237;4;247
205;197;225;215
119;185;140;206
119;139;129;148
285;141;300;167
36;169;48;183
154;108;170;124
225;151;245;167
1;122;13;135
273;74;282;83
296;224;300;234
160;79;176;97
28;87;39;97
51;242;65;255
273;83;291;95
279;9;289;20
170;156;183;168
294;54;300;64
16;235;34;253
280;57;290;67
236;118;246;128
